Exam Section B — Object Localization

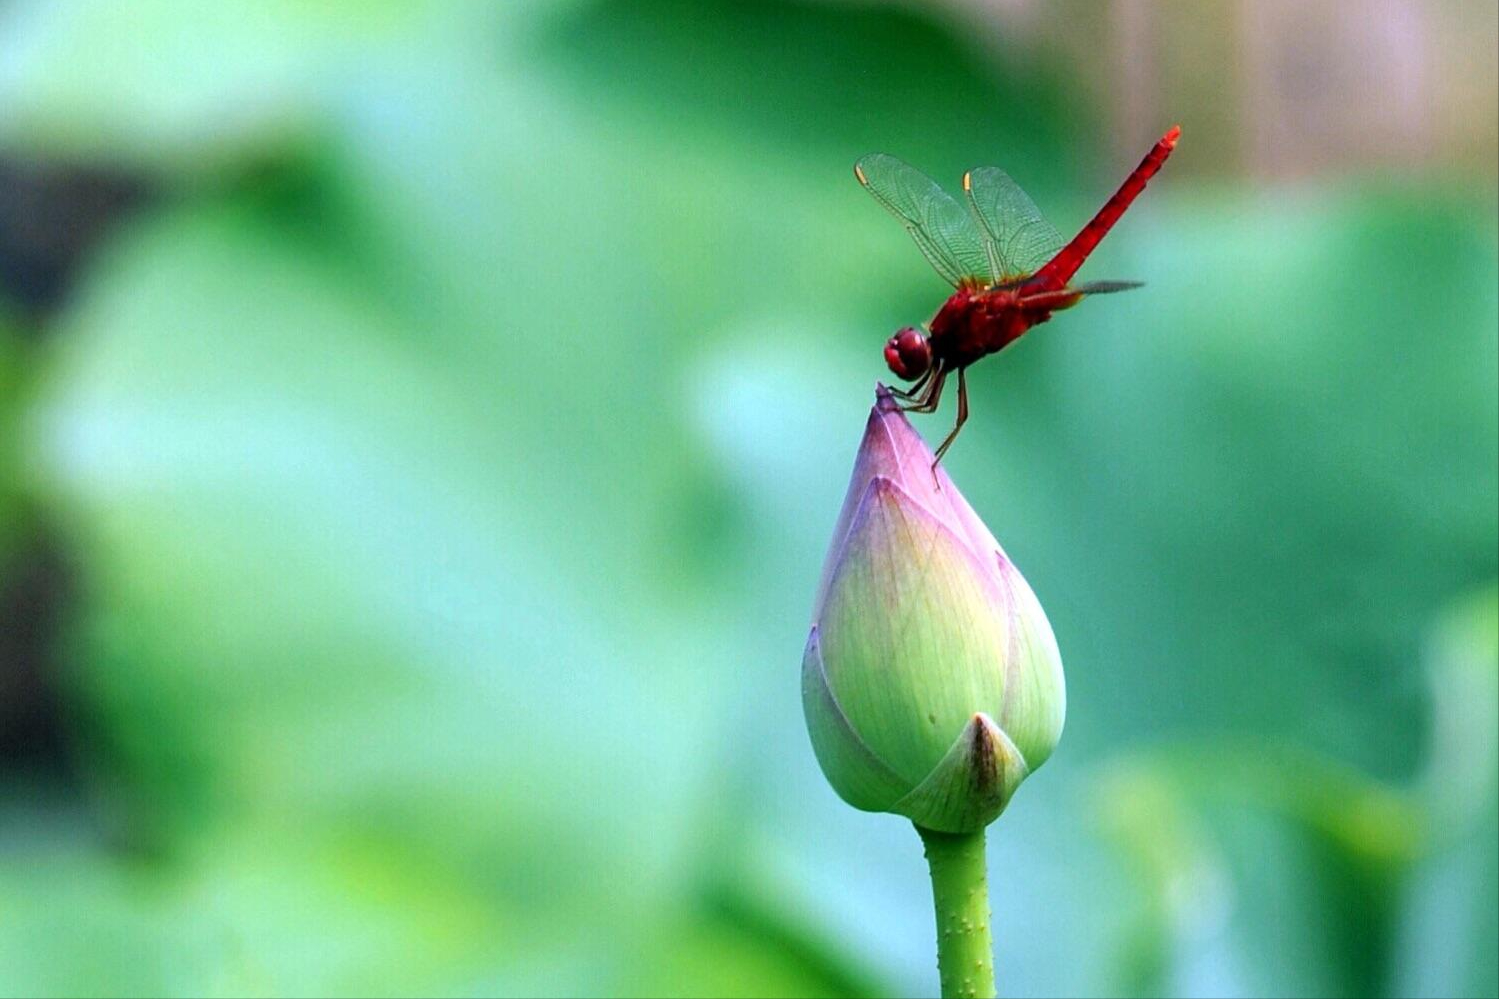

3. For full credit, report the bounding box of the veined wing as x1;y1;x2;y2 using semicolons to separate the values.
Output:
962;166;1064;284
855;153;992;288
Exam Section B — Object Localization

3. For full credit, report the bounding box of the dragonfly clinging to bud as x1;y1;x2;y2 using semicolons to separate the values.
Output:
855;126;1180;464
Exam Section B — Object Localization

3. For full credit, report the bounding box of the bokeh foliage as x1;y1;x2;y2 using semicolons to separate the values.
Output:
0;1;1494;996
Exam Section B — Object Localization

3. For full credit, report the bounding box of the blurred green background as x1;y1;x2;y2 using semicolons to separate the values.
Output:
0;1;1494;996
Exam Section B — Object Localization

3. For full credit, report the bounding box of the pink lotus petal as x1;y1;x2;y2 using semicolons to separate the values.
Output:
814;385;1009;620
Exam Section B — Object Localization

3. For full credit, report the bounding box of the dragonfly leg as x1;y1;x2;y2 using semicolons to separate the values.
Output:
899;367;946;414
894;378;929;407
887;369;933;400
931;367;969;468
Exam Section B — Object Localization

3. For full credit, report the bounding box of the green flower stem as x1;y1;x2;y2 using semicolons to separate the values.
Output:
917;824;996;999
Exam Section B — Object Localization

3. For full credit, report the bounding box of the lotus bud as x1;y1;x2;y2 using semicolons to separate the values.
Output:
803;385;1065;833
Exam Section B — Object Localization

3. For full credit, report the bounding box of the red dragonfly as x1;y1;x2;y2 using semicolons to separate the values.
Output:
856;126;1180;463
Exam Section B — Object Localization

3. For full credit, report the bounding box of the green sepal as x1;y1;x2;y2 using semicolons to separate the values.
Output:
893;712;1029;833
801;626;912;812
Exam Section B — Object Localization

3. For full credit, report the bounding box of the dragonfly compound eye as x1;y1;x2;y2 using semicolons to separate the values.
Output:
884;327;932;381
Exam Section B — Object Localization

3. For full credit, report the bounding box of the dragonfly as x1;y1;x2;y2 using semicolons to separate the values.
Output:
855;125;1180;464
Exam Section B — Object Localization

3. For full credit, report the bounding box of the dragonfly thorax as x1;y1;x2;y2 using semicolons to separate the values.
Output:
884;326;932;381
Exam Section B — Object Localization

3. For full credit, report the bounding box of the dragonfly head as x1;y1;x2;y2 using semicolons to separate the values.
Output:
884;326;932;382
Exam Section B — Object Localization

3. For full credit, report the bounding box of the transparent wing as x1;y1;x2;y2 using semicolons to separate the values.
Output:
962;166;1065;283
855;153;993;288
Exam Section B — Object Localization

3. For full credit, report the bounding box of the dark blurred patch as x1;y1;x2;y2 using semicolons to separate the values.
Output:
0;158;152;784
0;519;78;781
530;0;1083;183
0;159;154;327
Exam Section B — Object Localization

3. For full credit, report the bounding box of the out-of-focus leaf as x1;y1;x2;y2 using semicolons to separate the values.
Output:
1094;744;1423;997
0;823;514;997
0;0;439;172
1395;585;1499;999
0;840;177;996
33;195;717;864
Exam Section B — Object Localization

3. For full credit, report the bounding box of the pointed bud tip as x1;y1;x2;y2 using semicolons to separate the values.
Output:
874;382;899;414
967;713;1000;792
